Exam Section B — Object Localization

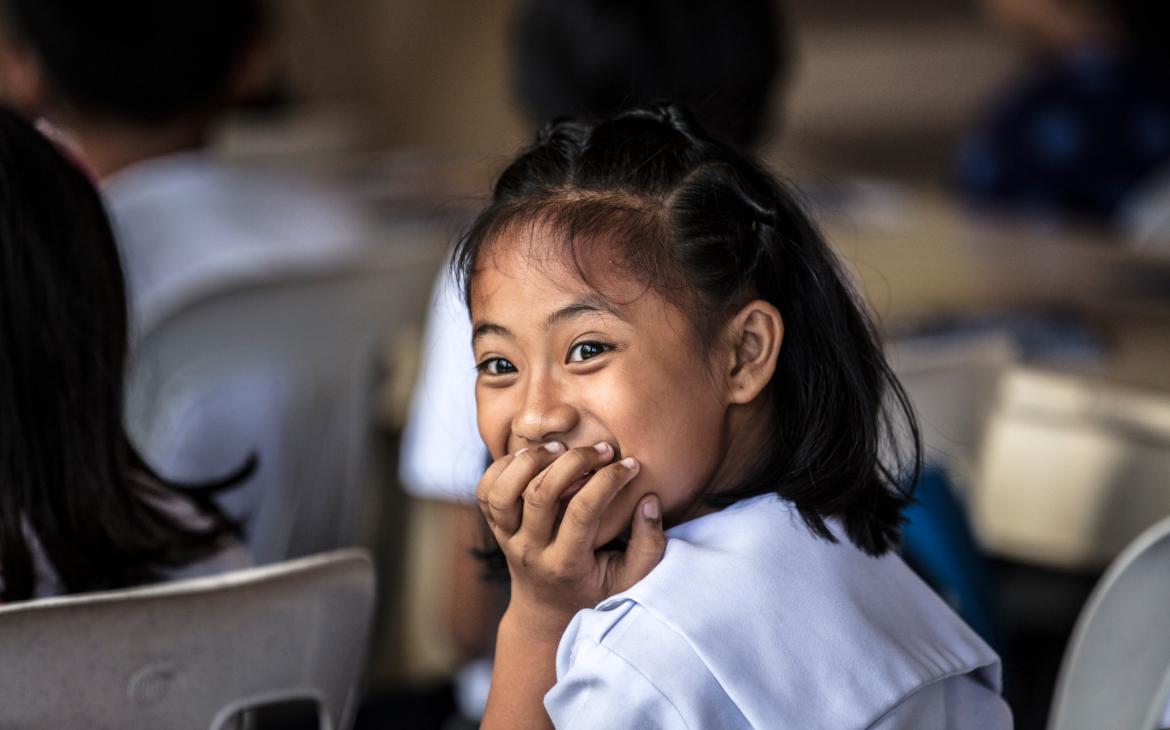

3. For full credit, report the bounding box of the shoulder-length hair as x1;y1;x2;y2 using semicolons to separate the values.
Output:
0;107;245;601
455;103;920;558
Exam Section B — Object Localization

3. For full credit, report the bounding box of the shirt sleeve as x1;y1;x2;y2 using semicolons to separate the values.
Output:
544;638;690;730
545;602;752;729
867;672;1013;730
398;269;487;502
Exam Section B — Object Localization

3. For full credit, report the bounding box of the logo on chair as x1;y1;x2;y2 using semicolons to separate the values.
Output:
128;662;183;706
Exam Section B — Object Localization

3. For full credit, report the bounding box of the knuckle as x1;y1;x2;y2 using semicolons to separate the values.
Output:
475;494;494;519
565;446;595;467
517;544;537;569
486;496;513;514
597;463;626;486
522;488;547;511
548;558;578;583
565;501;597;529
475;480;491;503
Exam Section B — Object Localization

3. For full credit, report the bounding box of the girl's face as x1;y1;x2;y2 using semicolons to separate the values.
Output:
469;227;734;545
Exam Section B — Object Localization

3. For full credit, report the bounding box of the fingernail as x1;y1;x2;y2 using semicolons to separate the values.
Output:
543;442;565;453
593;442;611;454
620;457;638;470
515;447;529;456
642;498;659;521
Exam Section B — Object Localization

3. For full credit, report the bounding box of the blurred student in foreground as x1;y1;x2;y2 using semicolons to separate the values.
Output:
0;107;248;603
396;0;787;722
0;0;371;561
957;0;1170;227
0;0;368;332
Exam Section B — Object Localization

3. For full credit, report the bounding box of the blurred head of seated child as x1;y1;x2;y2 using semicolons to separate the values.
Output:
512;0;788;147
0;0;270;178
454;102;920;557
0;106;246;603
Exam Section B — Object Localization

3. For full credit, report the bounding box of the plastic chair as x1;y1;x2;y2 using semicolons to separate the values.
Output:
0;549;376;730
125;238;443;563
974;368;1170;570
1048;516;1170;730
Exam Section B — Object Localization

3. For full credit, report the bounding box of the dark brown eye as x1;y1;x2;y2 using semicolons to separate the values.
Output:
477;357;517;375
568;342;609;363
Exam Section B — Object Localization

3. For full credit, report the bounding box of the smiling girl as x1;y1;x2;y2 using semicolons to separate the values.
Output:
459;104;1010;728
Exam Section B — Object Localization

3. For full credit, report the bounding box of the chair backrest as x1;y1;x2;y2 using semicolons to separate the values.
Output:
125;236;443;563
0;549;376;730
974;367;1170;569
890;330;1017;482
1048;516;1170;730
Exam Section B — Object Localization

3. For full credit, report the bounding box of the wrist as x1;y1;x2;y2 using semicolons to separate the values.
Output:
500;598;578;646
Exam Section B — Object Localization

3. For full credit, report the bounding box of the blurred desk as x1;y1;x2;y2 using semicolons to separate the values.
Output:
821;190;1170;389
820;189;1170;570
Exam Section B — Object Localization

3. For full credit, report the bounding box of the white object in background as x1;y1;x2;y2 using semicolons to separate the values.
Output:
889;330;1019;489
398;267;487;504
1120;166;1170;256
126;241;443;564
1048;516;1170;730
0;549;376;730
973;367;1170;569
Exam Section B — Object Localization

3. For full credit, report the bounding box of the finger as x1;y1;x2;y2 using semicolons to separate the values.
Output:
553;457;639;557
484;442;565;534
521;442;617;544
474;453;518;526
611;494;666;593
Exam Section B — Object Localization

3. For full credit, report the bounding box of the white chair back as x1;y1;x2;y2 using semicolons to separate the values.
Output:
973;368;1170;569
126;238;442;563
0;549;376;730
1049;516;1170;730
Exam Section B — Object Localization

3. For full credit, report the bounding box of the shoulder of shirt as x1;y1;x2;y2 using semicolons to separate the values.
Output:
553;601;747;729
557;495;1003;728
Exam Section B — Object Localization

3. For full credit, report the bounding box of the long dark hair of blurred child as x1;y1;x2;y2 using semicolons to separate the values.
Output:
0;107;248;603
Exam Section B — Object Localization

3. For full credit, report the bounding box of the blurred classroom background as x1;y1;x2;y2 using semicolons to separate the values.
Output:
3;0;1169;728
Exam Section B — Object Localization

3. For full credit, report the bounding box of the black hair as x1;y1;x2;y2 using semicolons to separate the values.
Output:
512;0;788;147
455;103;920;557
3;0;264;123
0;106;246;602
1107;0;1170;62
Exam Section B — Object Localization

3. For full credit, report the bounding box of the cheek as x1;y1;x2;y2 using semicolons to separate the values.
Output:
475;386;517;460
591;364;727;520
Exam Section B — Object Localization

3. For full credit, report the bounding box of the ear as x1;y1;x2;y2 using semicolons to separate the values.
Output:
722;299;783;405
0;45;48;114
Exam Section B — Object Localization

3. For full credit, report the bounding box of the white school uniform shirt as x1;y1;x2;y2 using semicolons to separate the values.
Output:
545;494;1012;729
102;152;370;562
103;151;370;336
399;268;487;503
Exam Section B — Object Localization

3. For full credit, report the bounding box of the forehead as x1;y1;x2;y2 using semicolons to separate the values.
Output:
468;219;648;317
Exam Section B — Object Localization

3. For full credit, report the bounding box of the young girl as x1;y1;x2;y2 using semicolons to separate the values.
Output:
0;107;247;602
457;103;1011;728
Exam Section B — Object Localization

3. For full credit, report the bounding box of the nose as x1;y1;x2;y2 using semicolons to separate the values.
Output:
512;368;579;445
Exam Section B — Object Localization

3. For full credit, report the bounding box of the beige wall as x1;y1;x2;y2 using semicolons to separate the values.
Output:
276;0;528;155
273;1;1019;180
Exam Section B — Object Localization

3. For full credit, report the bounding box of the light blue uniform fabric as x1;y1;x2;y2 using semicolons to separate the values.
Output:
545;495;1012;729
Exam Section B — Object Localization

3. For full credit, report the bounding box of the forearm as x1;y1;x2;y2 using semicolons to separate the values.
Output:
480;603;570;730
442;503;506;659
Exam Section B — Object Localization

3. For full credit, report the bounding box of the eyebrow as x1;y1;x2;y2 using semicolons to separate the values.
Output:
471;322;511;343
545;295;628;328
470;295;627;345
